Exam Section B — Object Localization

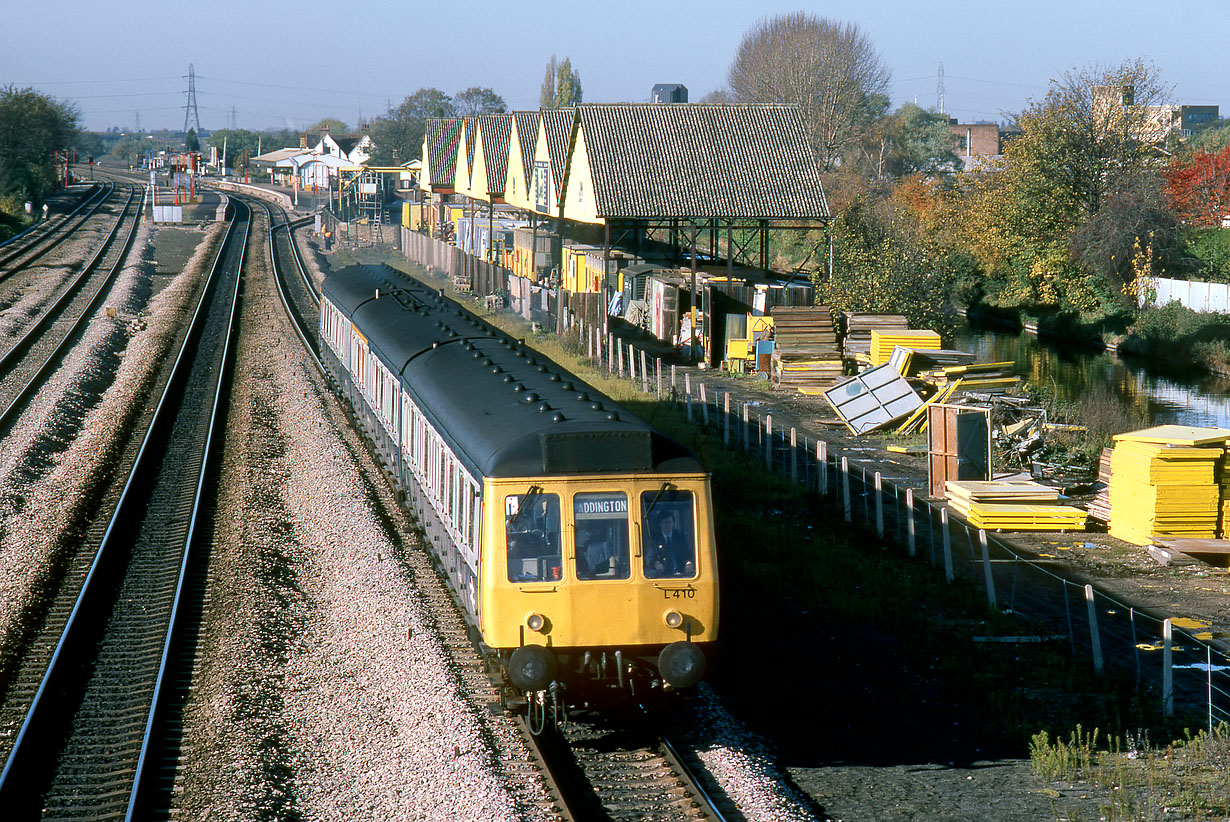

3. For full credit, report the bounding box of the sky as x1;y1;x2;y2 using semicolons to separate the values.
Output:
3;0;1227;134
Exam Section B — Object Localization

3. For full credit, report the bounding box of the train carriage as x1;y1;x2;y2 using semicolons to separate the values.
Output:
319;264;717;706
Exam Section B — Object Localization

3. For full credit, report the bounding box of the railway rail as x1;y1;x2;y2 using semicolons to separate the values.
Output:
0;182;143;426
0;181;112;278
521;705;728;821
0;199;250;819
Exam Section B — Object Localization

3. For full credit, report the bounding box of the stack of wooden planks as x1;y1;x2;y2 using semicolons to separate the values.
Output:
1108;426;1230;546
841;313;908;364
1086;447;1113;524
946;480;1088;531
770;305;844;394
870;329;941;366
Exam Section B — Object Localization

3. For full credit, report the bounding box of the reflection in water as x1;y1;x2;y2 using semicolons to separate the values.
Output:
953;325;1230;430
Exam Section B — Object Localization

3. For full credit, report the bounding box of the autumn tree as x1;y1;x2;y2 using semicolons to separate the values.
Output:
304;117;349;135
869;103;959;178
368;88;457;165
539;55;583;109
1165;146;1230;228
727;12;890;170
454;87;507;116
954;60;1176;312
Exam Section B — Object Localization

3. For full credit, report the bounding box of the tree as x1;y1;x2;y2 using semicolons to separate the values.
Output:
454;87;507;116
304;118;349;135
876;104;959;178
0;86;79;210
185;128;200;152
368;88;456;166
1164;146;1230;228
539;55;583;109
727;13;890;170
954;60;1175;311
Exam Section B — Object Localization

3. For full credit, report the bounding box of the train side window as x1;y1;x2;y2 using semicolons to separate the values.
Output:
505;492;561;582
574;492;630;580
641;490;696;579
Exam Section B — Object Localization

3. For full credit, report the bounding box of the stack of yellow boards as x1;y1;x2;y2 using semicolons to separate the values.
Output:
946;480;1088;531
870;329;941;367
1108;425;1230;546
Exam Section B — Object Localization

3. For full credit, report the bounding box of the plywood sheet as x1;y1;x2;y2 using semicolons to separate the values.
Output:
1113;425;1230;446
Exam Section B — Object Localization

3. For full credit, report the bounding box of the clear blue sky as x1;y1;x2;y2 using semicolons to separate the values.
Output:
4;0;1226;133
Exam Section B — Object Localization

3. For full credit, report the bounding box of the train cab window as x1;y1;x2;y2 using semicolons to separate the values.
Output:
505;492;562;582
573;492;630;581
641;490;696;579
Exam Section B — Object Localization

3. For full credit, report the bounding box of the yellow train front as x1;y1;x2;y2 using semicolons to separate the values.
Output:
485;470;717;700
319;264;717;712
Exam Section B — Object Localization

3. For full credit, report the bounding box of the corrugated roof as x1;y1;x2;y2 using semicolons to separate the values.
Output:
511;111;540;189
477;114;513;196
463;116;478;178
542;108;575;197
575;104;829;220
424;118;461;189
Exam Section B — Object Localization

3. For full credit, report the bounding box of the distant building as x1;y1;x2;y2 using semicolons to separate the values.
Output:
651;84;688;104
1092;85;1219;144
948;119;1001;167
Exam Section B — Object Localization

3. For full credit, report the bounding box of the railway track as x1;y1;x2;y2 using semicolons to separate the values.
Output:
0;182;143;425
0;199;250;819
0;181;112;278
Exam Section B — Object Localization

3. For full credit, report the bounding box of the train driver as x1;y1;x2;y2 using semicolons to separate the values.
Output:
645;510;694;578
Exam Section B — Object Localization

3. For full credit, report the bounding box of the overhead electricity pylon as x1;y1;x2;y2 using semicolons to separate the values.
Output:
183;63;202;135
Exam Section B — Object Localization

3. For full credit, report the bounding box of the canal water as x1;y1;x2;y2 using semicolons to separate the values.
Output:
952;323;1230;430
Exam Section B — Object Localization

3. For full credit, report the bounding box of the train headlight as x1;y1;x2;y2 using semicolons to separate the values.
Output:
663;609;684;629
526;612;546;632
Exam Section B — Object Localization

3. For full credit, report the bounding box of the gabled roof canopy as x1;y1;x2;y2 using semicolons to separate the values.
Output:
571;103;829;221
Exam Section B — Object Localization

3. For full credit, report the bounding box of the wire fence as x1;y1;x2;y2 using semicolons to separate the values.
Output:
588;333;1230;732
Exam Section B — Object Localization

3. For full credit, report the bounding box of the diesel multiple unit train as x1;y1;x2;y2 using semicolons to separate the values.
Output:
319;264;718;712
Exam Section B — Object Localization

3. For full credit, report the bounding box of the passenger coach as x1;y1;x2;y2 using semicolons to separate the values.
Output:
318;265;718;709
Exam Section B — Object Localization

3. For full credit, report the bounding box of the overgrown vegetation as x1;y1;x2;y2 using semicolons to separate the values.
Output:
1030;724;1230;820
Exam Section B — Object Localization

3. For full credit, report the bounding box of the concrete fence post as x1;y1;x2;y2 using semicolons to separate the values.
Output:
941;508;954;583
791;428;799;484
874;472;884;539
841;456;851;522
742;403;750;452
818;440;827;496
765;414;774;471
641;350;649;393
1086;584;1104;676
980;530;997;609
905;488;916;556
1163;618;1174;716
608;334;615;373
723;394;730;446
700;383;709;426
656;357;662;398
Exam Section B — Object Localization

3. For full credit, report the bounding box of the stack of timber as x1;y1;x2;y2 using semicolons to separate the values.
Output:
770;306;843;394
841;313;908;364
922;361;1019;395
946;479;1088;531
1108;425;1230;546
870;329;941;367
1086;447;1113;524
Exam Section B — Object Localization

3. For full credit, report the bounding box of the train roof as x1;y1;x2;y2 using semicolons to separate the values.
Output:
321;265;703;479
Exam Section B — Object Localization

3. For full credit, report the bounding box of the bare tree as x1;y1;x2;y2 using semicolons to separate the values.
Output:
728;12;890;170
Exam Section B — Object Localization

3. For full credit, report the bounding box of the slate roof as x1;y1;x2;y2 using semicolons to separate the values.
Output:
511;111;540;189
541;108;575;198
423;118;461;189
574;103;829;220
476;114;513;196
